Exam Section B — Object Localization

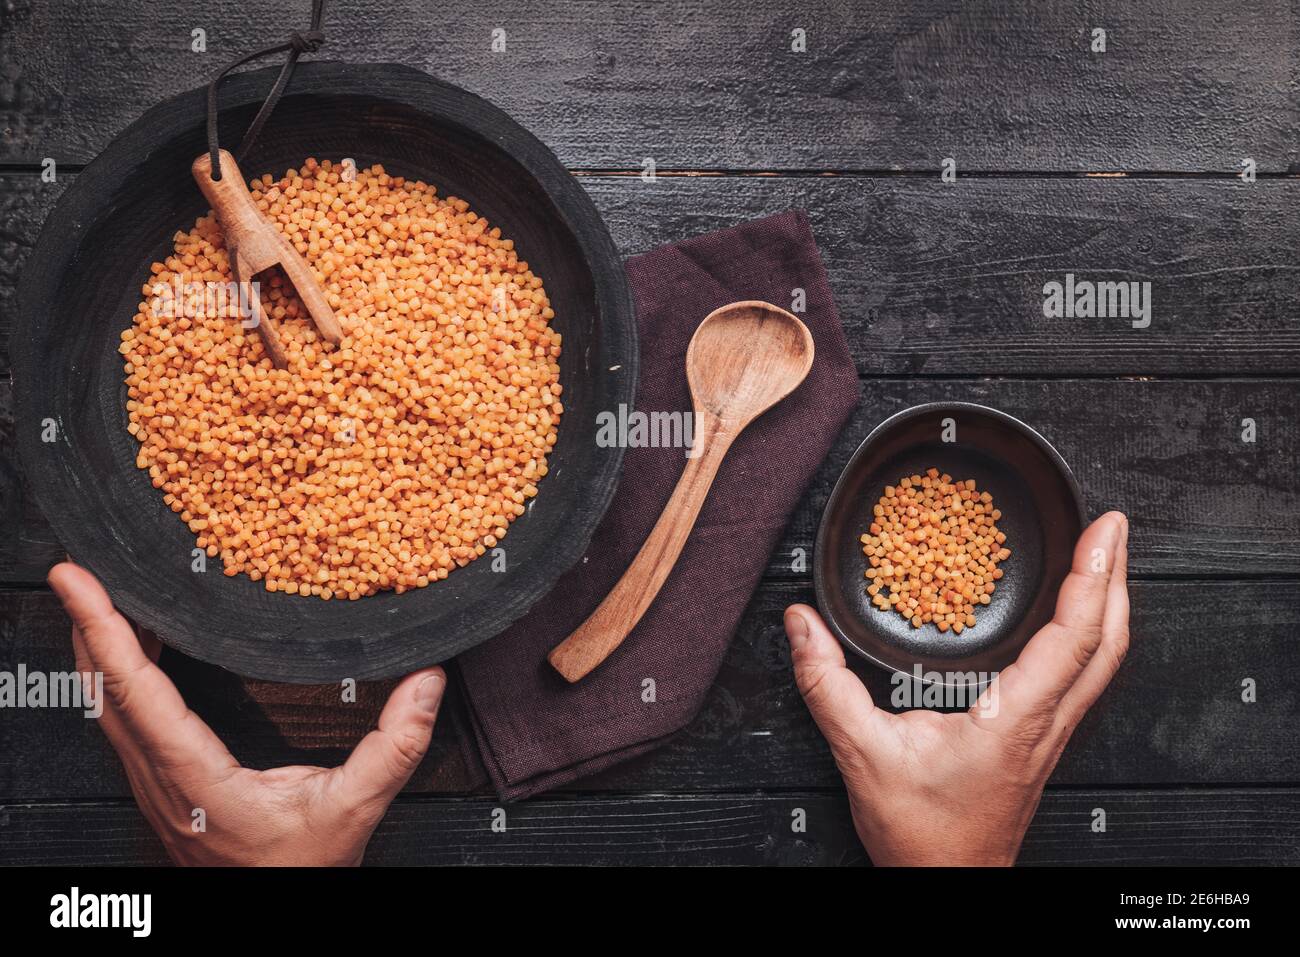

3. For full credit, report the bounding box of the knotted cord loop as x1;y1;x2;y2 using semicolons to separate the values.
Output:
205;0;327;180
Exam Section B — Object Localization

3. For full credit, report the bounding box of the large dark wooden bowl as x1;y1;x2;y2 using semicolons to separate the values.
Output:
12;61;637;682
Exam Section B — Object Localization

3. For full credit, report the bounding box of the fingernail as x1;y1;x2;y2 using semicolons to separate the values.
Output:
415;674;445;714
784;609;809;649
1120;515;1129;546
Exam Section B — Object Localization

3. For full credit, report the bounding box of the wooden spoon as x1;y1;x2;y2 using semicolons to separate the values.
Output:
548;300;815;682
192;149;342;368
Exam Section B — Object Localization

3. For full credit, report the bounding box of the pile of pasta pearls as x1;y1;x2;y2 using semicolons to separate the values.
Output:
121;158;564;600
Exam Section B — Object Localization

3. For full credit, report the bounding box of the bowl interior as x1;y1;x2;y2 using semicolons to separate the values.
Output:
16;64;635;681
815;403;1083;687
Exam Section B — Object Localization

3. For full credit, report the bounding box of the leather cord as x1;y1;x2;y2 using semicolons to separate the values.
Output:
204;0;327;180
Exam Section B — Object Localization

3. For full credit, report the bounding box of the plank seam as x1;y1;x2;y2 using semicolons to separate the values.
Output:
4;784;1300;809
2;165;1299;181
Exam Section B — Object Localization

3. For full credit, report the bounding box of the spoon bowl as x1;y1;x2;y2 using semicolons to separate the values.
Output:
687;301;816;425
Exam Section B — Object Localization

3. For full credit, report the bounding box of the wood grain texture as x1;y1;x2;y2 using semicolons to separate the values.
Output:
3;579;1296;801
768;378;1300;580
587;176;1300;376
1;0;1297;867
2;0;1296;171
0;174;65;364
6;174;1300;377
0;380;61;585
1;377;1295;584
2;789;1296;866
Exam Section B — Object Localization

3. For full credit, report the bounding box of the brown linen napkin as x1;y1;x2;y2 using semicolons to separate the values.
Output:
453;210;860;799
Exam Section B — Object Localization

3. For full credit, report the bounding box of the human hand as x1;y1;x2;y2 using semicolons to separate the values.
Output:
48;562;446;866
785;511;1129;866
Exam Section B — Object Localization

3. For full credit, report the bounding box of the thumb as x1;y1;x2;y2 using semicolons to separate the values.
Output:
785;604;882;762
334;667;446;815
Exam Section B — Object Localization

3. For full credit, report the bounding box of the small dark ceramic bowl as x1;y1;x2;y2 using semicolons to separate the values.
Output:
814;402;1085;688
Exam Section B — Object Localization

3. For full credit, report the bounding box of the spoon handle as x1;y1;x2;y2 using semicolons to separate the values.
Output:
548;422;733;682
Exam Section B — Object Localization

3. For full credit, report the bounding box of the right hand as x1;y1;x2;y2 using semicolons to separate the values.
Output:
784;511;1130;865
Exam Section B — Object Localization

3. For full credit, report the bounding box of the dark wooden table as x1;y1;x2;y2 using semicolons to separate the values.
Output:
2;1;1297;865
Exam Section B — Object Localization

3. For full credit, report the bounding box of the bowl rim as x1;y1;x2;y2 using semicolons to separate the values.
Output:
12;60;639;681
813;401;1087;688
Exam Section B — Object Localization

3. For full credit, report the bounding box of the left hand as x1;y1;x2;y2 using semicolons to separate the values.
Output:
48;561;446;866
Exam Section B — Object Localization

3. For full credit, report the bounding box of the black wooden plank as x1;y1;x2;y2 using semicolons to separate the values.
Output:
6;173;1300;377
589;176;1300;376
11;376;1288;584
1020;789;1300;866
0;381;62;587
3;579;1297;801
2;789;1296;865
0;174;63;362
763;378;1300;580
584;579;1300;792
2;1;1296;171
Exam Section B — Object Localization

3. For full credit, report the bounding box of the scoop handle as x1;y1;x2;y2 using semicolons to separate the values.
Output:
192;149;283;273
192;150;342;348
548;419;733;682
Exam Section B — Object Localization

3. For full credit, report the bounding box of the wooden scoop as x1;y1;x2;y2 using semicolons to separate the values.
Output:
192;149;342;367
548;300;815;682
